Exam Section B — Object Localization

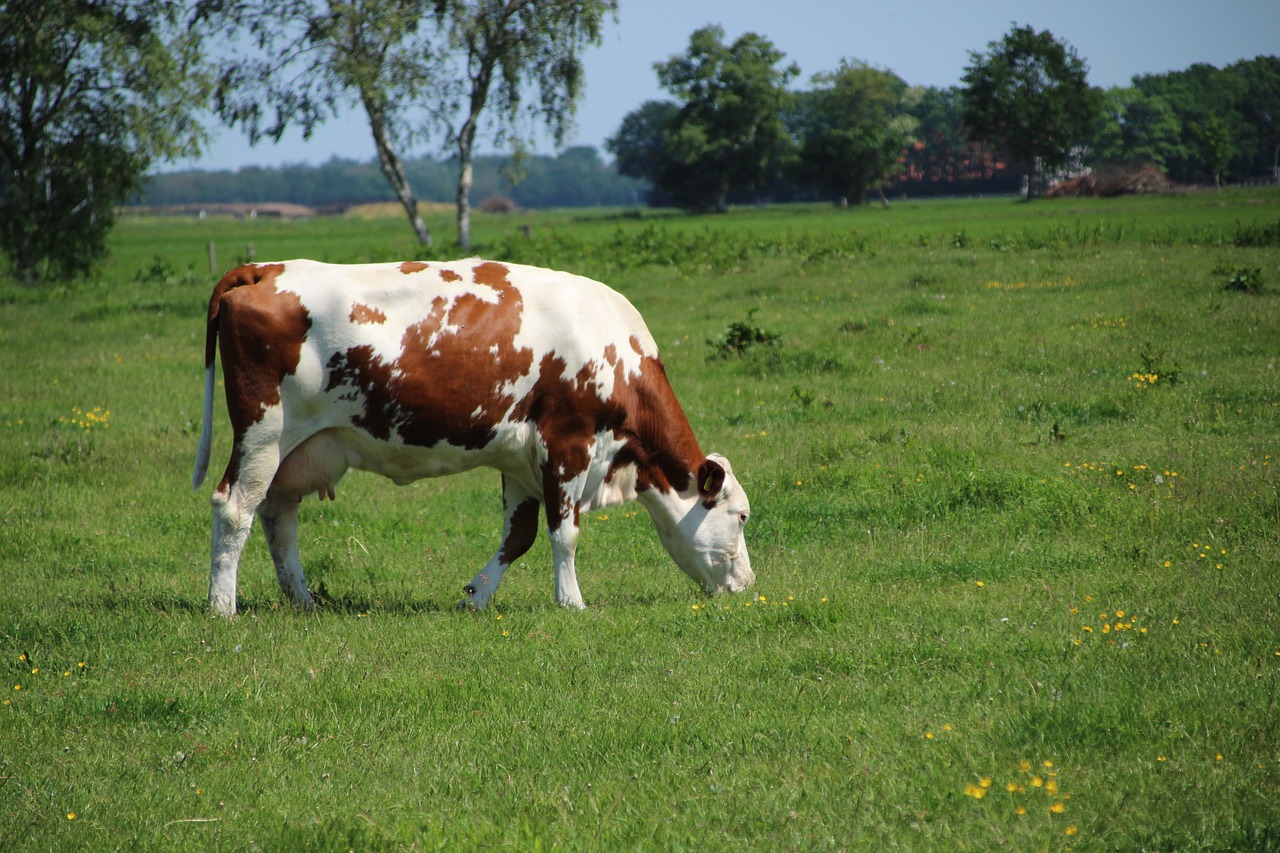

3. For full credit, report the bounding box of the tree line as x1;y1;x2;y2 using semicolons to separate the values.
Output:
608;25;1279;209
2;3;1277;283
142;146;645;209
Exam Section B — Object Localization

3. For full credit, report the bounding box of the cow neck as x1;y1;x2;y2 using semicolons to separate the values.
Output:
621;355;705;498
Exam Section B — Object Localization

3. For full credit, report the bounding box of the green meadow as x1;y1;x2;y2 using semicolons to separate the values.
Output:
2;191;1278;850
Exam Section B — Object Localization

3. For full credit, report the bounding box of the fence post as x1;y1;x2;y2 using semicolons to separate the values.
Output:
208;241;217;275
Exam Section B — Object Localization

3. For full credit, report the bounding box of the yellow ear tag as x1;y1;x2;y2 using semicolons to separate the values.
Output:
703;476;714;493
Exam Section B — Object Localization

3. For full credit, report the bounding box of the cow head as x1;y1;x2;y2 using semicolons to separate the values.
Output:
649;453;754;596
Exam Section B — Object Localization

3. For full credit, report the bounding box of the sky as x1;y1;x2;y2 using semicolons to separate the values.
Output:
168;0;1280;173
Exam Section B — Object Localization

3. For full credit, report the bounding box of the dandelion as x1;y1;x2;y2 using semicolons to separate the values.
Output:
925;732;934;740
964;783;988;799
980;777;992;789
1050;802;1066;814
1031;776;1044;788
1016;806;1027;816
1019;760;1032;772
67;812;76;821
1066;825;1078;836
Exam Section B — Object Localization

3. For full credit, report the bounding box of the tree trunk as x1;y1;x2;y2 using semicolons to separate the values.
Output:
455;64;491;251
362;92;432;248
456;131;474;250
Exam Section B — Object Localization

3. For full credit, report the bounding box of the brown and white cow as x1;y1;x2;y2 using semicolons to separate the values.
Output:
193;259;754;615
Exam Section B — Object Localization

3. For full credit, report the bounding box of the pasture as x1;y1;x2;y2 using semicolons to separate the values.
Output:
2;191;1278;850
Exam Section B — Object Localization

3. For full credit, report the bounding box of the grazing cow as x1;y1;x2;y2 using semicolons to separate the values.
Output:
193;259;754;615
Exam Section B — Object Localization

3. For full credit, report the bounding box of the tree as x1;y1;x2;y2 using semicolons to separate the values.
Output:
199;0;445;246
1193;114;1233;190
0;0;209;282
606;99;679;198
432;0;616;248
653;25;798;211
201;0;614;250
793;60;918;206
1092;87;1184;170
961;24;1101;197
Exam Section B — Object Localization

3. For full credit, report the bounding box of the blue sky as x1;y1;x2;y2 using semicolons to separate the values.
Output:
170;0;1280;172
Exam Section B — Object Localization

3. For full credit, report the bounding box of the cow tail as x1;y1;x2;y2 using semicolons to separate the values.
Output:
192;266;258;490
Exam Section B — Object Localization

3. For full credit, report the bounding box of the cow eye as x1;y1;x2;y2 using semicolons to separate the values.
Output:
738;511;750;526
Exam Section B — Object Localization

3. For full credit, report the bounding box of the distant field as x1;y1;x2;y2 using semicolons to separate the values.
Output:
2;191;1278;850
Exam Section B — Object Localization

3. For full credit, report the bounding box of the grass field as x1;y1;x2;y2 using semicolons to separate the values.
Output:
2;191;1279;850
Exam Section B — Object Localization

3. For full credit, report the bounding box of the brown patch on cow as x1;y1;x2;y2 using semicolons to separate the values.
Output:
472;261;511;288
606;355;704;495
399;261;429;274
500;497;541;563
324;262;533;450
210;264;311;491
507;345;704;529
349;302;386;325
439;268;462;283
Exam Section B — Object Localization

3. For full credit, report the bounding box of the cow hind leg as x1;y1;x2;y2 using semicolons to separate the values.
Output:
258;491;314;610
463;476;541;610
209;484;262;616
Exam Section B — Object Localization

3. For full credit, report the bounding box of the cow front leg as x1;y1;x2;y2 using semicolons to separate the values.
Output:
258;490;315;611
549;520;585;610
463;477;541;610
542;464;587;609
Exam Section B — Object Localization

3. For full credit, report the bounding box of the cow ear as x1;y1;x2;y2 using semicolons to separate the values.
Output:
697;456;727;501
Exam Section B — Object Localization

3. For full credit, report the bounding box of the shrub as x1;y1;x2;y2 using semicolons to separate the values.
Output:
707;308;780;359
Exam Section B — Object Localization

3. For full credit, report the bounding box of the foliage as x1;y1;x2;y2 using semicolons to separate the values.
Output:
2;192;1279;849
1214;263;1265;295
1091;87;1185;171
707;308;781;359
792;61;920;205
0;0;209;282
199;0;616;249
429;0;618;248
1132;57;1280;184
1192;114;1234;190
961;24;1102;195
198;0;452;246
653;25;798;211
605;100;680;203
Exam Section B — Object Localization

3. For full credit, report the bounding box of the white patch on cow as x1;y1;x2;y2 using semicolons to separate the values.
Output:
580;431;637;511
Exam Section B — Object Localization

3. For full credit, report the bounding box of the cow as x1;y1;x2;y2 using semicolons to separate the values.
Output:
192;259;754;616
